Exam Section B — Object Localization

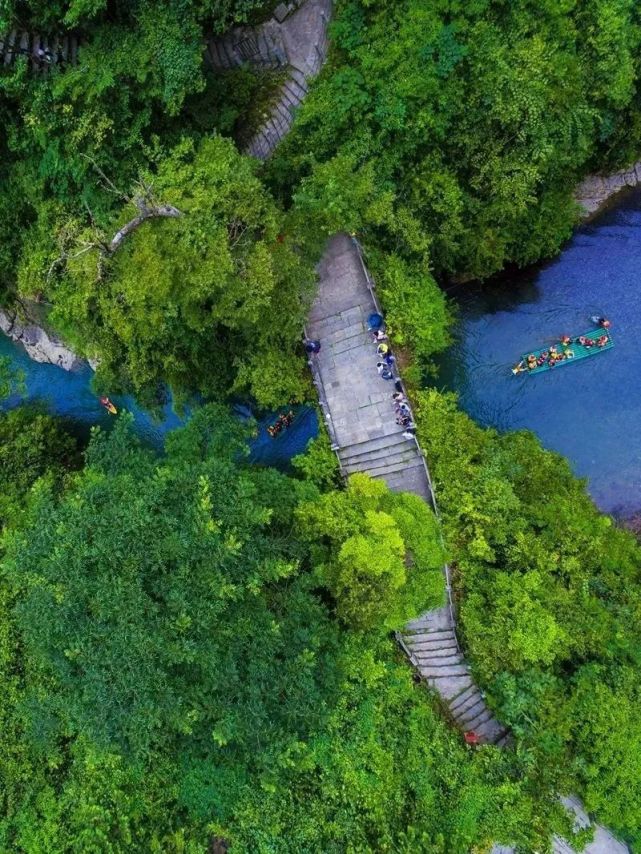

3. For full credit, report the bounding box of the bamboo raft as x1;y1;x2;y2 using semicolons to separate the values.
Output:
513;328;614;375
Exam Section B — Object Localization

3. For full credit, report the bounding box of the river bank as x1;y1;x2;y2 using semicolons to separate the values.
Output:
576;160;641;218
0;306;85;371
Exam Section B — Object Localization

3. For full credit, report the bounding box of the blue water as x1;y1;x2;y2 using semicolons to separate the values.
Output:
0;334;318;467
439;188;641;517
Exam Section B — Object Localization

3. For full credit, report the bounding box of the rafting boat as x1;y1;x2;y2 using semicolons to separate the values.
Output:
512;328;614;375
100;396;118;415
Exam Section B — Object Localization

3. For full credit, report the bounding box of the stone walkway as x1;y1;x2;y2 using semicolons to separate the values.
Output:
0;30;78;71
308;234;507;745
205;0;332;159
493;796;629;854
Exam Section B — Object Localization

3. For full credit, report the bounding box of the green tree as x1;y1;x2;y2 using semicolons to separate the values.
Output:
414;388;641;839
297;473;445;631
46;136;314;405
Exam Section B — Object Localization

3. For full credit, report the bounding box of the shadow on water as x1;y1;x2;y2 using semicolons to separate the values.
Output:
438;188;641;518
0;333;318;469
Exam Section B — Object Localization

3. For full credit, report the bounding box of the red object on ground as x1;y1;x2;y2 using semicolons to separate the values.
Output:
464;731;482;745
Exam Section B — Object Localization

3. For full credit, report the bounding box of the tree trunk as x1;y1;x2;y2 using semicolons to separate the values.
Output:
107;203;182;254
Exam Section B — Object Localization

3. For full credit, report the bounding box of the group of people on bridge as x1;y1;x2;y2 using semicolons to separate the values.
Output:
368;313;417;440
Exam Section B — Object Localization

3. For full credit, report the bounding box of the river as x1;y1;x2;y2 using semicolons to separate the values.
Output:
0;333;318;467
438;187;641;518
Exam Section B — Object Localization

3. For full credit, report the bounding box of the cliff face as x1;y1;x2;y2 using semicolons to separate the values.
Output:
575;162;641;218
0;308;84;371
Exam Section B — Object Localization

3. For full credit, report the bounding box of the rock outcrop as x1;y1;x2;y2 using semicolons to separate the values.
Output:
0;308;84;371
576;161;641;218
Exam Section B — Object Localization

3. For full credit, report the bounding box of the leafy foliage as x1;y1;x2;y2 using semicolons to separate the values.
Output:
0;405;78;528
297;473;444;631
46;136;314;405
0;408;571;852
414;389;641;840
271;0;641;284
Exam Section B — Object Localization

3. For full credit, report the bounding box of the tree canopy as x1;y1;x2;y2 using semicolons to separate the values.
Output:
0;408;572;852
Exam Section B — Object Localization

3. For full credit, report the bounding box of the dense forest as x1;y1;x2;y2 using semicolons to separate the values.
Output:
1;0;641;851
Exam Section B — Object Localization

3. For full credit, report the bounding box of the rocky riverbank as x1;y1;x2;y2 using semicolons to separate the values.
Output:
576;161;641;218
0;308;84;371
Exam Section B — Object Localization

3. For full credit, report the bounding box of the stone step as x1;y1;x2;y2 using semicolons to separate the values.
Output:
413;650;464;667
404;627;456;641
280;86;299;111
406;638;458;655
274;98;294;126
425;675;474;702
341;419;412;449
451;690;484;721
412;653;463;669
384;467;431;501
405;609;454;633
473;716;505;744
413;649;460;664
342;447;421;476
323;321;367;347
403;635;457;656
449;684;480;714
420;664;470;679
283;75;307;103
307;303;369;328
461;703;493;731
290;64;310;90
329;340;374;361
339;431;410;461
370;458;425;481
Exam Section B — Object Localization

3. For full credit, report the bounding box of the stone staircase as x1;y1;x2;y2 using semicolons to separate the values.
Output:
0;29;78;71
205;0;332;160
309;235;630;852
205;21;288;70
399;607;509;745
307;234;507;750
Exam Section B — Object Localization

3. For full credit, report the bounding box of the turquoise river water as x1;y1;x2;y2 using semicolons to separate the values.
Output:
0;334;318;469
438;187;641;517
2;188;640;507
